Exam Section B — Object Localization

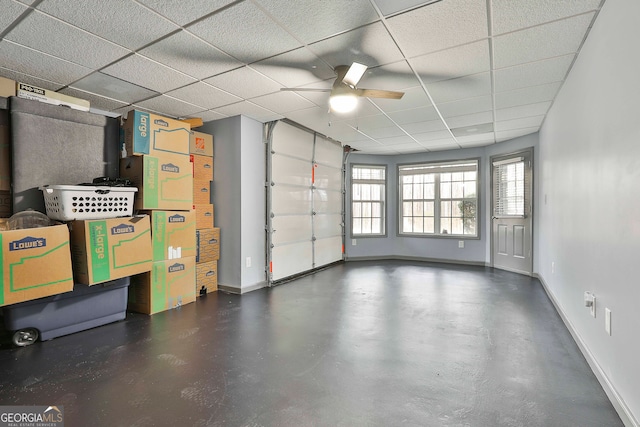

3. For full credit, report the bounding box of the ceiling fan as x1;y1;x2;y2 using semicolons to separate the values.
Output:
280;62;404;113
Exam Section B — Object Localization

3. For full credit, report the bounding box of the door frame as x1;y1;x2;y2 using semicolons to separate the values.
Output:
489;147;534;275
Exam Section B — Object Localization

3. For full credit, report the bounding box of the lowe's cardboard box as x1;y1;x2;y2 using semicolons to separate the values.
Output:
124;110;190;157
70;216;152;285
148;210;196;261
189;131;213;157
190;154;213;180
192;179;212;204
1;224;74;307
196;260;217;296
128;256;196;315
121;154;193;211
196;228;220;263
192;204;214;229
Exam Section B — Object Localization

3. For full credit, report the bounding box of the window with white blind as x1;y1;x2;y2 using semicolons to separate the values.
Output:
351;165;386;236
399;159;478;237
493;157;529;217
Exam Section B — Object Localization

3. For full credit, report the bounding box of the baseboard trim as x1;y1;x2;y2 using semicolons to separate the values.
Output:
537;274;638;427
218;281;267;295
345;255;487;268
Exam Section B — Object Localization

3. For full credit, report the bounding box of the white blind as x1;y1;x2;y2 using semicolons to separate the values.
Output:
493;159;530;217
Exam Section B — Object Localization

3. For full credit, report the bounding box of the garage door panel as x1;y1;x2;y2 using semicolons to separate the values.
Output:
315;214;342;239
272;215;312;245
272;122;314;160
272;186;312;215
272;242;313;280
315;136;343;166
314;164;341;189
314;236;342;266
314;189;342;214
273;156;312;186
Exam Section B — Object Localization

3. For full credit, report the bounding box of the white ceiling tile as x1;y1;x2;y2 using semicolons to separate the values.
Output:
437;95;493;118
286;107;336;135
58;87;128;111
411;40;490;83
456;133;495;146
137;0;235;26
0;40;91;85
426;72;491;104
205;66;282;99
495;101;551;122
140;31;242;80
71;72;159;104
360;61;421;91
414;130;453;143
188;1;301;64
6;11;130;69
214;101;282;123
399;119;447;134
361;125;407;139
252;48;336;88
495;115;544;132
166;82;241;109
387;0;488;58
348;140;379;151
388;143;429;154
324;122;368;143
1;0;27;30
418;137;459;148
492;0;601;35
110;105;136;117
375;0;438;17
136;95;204;118
37;0;179;50
255;0;379;44
102;54;197;93
445;111;493;128
0;66;64;91
495;82;562;109
375;135;416;146
371;86;432;113
495;126;539;142
331;99;383;118
339;114;396;130
195;109;228;124
14;0;36;4
308;22;404;68
386;106;440;125
493;13;595;68
250;91;316;114
494;55;574;92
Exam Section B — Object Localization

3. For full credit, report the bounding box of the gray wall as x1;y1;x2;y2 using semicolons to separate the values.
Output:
203;115;266;293
346;133;538;266
537;0;640;422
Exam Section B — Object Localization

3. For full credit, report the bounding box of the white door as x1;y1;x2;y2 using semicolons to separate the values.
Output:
491;150;533;275
267;121;344;283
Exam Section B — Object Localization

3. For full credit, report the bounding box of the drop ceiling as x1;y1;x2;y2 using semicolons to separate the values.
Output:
0;0;604;154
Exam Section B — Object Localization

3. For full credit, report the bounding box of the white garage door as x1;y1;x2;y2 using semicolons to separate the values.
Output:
267;121;344;283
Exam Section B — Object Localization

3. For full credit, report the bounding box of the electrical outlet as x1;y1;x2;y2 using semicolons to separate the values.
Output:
458;240;464;248
352;239;357;246
590;295;596;317
551;261;555;274
605;308;611;335
246;257;251;268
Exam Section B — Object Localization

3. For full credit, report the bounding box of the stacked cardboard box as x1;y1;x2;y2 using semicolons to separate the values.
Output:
190;131;219;296
120;110;197;315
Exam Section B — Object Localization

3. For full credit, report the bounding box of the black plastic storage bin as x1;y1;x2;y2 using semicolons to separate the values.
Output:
2;277;130;346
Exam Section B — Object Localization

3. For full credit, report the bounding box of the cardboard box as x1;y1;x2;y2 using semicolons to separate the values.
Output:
1;224;74;307
192;179;212;205
70;216;153;285
16;82;90;111
124;110;190;157
189;131;213;157
190;154;213;180
148;210;196;261
1;106;10;191
121;154;193;211
196;228;220;263
0;191;10;217
192;204;214;229
0;76;16;97
128;256;196;315
196;260;217;296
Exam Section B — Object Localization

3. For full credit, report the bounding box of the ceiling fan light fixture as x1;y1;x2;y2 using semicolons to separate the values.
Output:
329;93;358;113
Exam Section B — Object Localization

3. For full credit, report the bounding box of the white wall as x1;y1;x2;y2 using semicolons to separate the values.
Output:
203;115;266;293
537;0;640;423
346;134;538;266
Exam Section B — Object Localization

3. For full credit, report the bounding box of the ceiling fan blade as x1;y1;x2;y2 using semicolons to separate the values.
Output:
280;88;331;92
355;88;405;99
342;62;368;87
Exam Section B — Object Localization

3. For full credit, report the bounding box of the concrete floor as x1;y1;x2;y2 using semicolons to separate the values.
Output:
0;261;623;426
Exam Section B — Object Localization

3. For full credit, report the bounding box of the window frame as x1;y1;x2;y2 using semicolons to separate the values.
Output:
350;163;387;238
397;158;480;239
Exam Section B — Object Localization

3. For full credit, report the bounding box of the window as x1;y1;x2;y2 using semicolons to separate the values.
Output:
493;157;526;217
399;159;478;237
351;165;386;236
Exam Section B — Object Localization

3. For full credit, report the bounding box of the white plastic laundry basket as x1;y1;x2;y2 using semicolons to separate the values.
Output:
40;185;137;221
